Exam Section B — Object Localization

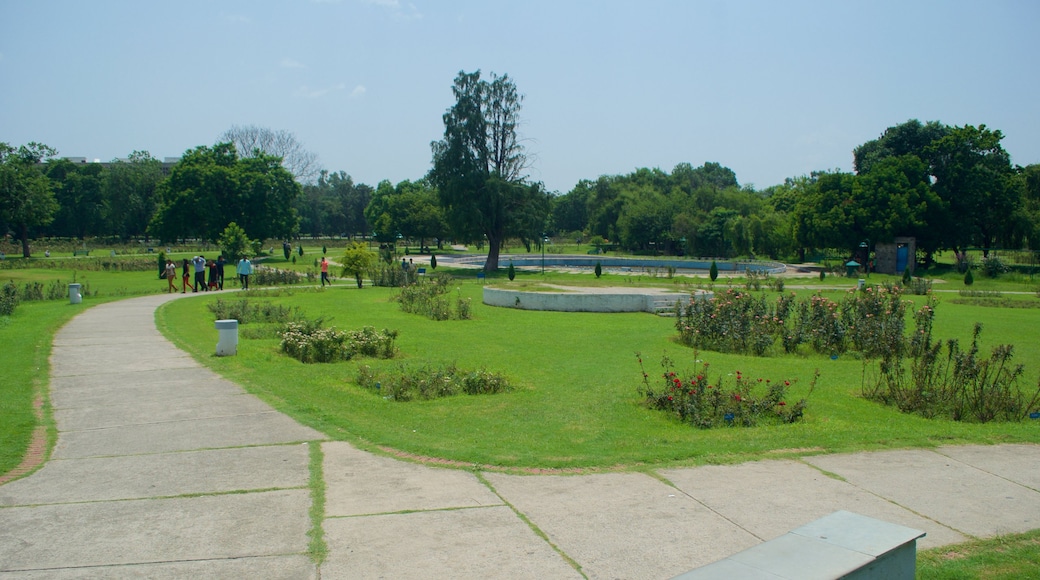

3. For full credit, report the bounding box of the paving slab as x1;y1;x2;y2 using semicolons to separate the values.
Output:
0;555;316;580
52;410;321;459
0;444;310;505
323;441;501;516
936;443;1040;491
322;506;580;579
51;348;198;376
485;471;761;580
50;369;244;407
0;489;311;572
805;449;1040;537
659;459;965;549
55;392;277;430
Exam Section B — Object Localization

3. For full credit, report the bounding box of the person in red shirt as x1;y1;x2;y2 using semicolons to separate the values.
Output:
320;257;331;287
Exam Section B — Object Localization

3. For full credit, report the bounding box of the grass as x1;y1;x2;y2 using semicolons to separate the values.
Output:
153;275;1040;470
917;529;1040;579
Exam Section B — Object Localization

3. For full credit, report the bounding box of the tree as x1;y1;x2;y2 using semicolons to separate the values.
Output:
218;222;256;261
45;159;105;239
926;125;1016;254
102;151;164;241
220;125;321;183
853;119;948;175
341;241;375;288
430;70;548;271
150;143;300;243
0;142;59;257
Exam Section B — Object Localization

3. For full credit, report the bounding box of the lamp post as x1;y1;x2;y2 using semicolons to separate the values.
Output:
859;240;870;277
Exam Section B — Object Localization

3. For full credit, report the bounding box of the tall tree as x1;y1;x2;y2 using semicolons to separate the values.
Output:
0;142;59;257
220;125;321;184
853;119;948;175
102;151;164;241
430;70;546;271
926;124;1016;253
149;143;300;243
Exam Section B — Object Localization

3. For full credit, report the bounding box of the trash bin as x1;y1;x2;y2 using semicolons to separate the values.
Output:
215;319;238;356
858;279;866;289
69;283;82;304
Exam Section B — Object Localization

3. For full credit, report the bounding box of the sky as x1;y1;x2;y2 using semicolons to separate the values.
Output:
2;0;1038;193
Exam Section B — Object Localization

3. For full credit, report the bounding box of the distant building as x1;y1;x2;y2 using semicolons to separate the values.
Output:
60;156;180;176
875;237;916;275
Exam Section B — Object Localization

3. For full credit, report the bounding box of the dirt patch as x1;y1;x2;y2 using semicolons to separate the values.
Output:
0;395;48;485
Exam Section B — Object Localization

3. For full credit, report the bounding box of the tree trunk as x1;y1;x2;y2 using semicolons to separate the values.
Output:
19;223;31;258
484;233;502;272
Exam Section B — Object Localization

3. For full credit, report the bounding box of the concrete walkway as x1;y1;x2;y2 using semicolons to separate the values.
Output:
1;294;1039;579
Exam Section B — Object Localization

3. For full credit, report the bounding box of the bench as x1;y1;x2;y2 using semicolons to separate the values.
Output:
73;250;91;256
672;511;925;580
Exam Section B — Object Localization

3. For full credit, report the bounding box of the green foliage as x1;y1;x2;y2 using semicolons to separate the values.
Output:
394;275;471;320
430;253;437;269
251;266;304;286
279;319;398;363
863;323;1040;422
0;281;18;316
980;255;1009;278
964;268;974;285
677;286;925;358
149;143;300;243
207;299;300;324
429;70;550;271
594;261;602;278
638;353;815;428
298;245;304;257
902;267;912;285
157;251;166;279
341;242;376;288
507;262;515;281
217;222;255;261
0;142;59;257
709;260;718;282
819;270;826;281
356;363;512;401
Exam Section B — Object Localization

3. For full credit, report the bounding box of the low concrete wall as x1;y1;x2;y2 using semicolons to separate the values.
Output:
446;254;786;275
483;287;701;313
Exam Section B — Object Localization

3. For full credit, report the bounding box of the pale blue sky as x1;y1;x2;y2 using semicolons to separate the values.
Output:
2;0;1037;193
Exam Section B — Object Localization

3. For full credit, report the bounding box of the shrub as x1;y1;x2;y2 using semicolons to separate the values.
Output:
207;298;300;324
252;266;303;286
356;363;512;401
430;254;437;269
862;323;1040;423
676;285;923;359
637;352;816;428
902;268;912;285
709;260;718;282
964;269;974;286
508;262;515;281
279;319;398;363
0;281;18;316
369;262;412;287
594;261;602;278
394;275;470;320
819;270;826;281
980;256;1009;278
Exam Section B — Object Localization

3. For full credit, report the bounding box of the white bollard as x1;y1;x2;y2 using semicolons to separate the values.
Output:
858;278;866;289
215;319;238;356
69;283;82;304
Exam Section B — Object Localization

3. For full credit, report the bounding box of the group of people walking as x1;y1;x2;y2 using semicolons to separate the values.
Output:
163;255;254;293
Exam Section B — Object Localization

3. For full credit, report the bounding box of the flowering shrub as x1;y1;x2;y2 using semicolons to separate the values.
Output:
279;319;398;363
356;363;512;401
637;352;816;428
675;289;795;356
863;323;1040;422
677;285;929;358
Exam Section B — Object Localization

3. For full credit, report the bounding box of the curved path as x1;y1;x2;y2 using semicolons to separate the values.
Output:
2;294;1040;578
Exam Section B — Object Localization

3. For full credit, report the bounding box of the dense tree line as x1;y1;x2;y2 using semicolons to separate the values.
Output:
4;115;1038;265
549;120;1040;263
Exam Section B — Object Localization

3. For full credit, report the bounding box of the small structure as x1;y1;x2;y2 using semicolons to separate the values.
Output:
672;510;925;580
875;237;916;275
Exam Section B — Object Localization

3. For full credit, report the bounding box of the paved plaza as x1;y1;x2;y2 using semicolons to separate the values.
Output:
1;294;1039;578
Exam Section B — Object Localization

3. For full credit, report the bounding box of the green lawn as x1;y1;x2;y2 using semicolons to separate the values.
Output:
154;275;1040;470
